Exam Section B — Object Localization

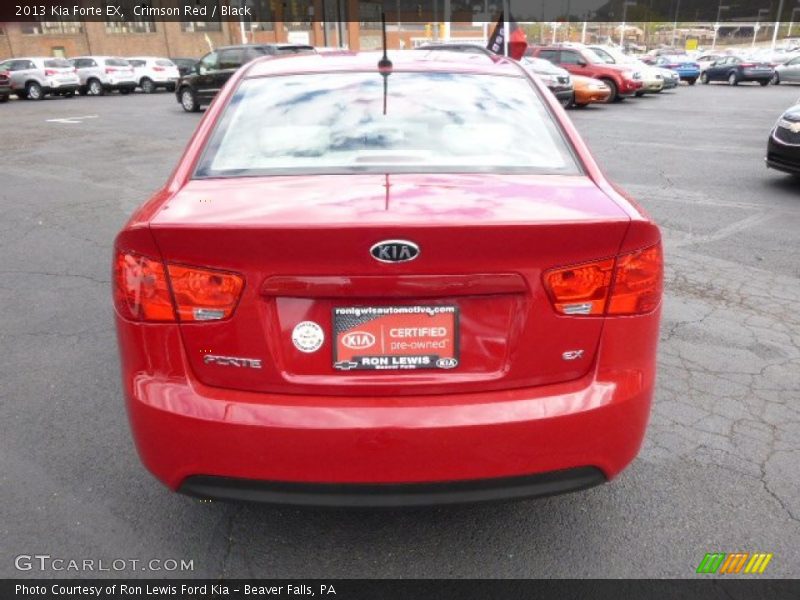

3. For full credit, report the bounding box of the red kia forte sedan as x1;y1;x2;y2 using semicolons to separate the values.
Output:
113;50;662;506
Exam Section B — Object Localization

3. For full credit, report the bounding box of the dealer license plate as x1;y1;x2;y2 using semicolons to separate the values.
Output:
332;305;459;371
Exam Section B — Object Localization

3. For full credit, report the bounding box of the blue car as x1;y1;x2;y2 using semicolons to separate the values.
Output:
652;55;701;85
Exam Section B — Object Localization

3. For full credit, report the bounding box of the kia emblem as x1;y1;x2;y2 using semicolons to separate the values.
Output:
370;240;420;263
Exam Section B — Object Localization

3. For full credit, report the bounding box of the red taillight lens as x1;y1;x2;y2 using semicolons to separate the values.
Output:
45;69;56;76
113;251;174;321
113;251;244;322
544;258;615;316
608;244;663;315
167;264;244;322
741;63;755;68
153;66;165;71
105;67;116;74
544;244;663;317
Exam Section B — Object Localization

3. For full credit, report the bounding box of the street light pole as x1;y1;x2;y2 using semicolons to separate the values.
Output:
620;1;635;48
772;0;786;50
754;8;769;49
712;3;729;51
671;0;681;47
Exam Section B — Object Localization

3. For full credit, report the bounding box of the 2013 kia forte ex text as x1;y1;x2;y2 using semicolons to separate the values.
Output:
113;50;663;507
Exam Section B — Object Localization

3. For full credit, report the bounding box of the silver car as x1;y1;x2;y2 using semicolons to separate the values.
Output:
772;55;800;85
70;56;137;96
0;56;79;100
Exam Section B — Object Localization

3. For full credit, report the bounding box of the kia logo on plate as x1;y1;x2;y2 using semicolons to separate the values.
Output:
341;331;376;350
370;240;420;263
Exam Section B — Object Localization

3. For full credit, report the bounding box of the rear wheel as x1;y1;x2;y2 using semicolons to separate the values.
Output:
88;79;105;96
771;72;780;85
140;77;155;94
180;86;200;112
700;72;709;84
601;78;618;102
0;94;8;103
728;72;738;86
759;80;769;87
559;93;574;108
687;78;697;85
26;82;44;100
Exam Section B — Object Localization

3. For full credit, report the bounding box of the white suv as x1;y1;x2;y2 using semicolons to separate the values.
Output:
70;56;137;96
128;57;181;94
0;57;80;100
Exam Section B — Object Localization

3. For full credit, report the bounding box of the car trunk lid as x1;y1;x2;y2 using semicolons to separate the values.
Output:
150;173;630;396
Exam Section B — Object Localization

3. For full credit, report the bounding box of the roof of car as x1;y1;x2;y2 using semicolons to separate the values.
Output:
244;50;522;78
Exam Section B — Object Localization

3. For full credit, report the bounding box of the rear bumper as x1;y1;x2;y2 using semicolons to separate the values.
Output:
676;70;700;80
180;467;606;507
117;311;659;504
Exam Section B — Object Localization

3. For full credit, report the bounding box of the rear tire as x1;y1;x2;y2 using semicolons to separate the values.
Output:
759;80;769;87
88;79;105;96
700;72;709;84
687;78;697;85
180;86;200;112
26;82;44;100
728;72;738;86
559;93;574;108
141;77;155;94
601;78;618;102
771;72;780;85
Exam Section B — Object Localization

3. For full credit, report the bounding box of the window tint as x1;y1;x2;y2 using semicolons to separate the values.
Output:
560;51;583;65
105;58;130;67
44;58;71;68
129;59;146;67
538;50;559;62
155;59;174;66
218;48;244;69
196;72;580;178
200;51;218;70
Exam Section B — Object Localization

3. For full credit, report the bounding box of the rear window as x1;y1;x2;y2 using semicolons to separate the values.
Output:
196;71;580;178
44;59;71;68
105;58;130;67
129;60;146;67
156;59;174;66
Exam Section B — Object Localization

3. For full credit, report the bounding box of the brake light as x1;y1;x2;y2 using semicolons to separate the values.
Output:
113;252;174;321
167;264;244;321
544;258;615;315
105;67;117;74
608;244;663;315
45;69;56;76
741;63;755;68
153;66;165;71
544;244;663;316
113;251;244;322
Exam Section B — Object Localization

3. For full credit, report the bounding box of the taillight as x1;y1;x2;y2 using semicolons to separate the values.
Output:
544;244;663;317
607;244;663;315
105;67;117;74
543;258;614;316
113;250;244;322
167;264;244;321
113;252;174;321
153;66;165;71
45;69;56;76
741;63;755;68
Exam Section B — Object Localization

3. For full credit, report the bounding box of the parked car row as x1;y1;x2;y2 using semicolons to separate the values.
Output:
0;55;182;99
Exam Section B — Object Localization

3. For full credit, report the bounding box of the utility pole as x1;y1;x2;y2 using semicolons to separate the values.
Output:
772;0;786;50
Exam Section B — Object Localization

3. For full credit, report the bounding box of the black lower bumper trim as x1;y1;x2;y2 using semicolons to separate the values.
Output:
178;467;606;507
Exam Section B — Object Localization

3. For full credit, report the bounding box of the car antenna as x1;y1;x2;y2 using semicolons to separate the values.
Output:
378;12;392;115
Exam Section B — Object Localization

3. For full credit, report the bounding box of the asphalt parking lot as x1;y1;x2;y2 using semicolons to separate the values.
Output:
1;82;799;579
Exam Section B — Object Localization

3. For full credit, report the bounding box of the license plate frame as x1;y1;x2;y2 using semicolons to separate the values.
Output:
332;305;459;371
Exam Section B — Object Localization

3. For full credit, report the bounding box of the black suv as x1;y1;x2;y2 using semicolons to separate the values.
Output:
176;44;315;112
